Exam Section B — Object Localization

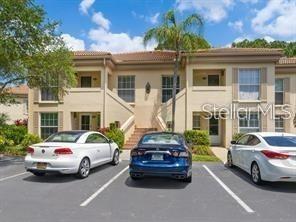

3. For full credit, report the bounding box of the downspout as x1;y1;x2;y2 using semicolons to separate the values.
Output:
185;55;189;130
103;58;107;128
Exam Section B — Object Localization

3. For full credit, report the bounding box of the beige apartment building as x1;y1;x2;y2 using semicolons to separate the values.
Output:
28;48;296;148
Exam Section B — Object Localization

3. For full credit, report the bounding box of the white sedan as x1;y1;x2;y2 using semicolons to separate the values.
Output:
227;132;296;185
24;131;120;179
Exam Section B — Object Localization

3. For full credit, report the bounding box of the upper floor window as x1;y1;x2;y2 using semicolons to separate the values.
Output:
208;75;220;86
162;75;180;103
239;69;260;100
192;113;201;130
239;112;260;133
275;79;284;105
41;87;58;101
81;76;92;88
118;75;135;103
40;112;58;139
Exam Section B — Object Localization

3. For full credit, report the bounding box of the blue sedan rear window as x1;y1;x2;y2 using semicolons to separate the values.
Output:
263;136;296;147
140;134;182;145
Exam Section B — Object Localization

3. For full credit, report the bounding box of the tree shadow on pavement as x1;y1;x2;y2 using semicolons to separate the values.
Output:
125;176;189;189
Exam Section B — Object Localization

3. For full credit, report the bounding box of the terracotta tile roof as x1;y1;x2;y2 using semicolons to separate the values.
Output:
112;51;176;62
73;51;111;56
278;57;296;65
191;48;283;55
8;85;29;95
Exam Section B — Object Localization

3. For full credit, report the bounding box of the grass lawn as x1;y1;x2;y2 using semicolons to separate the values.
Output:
192;154;220;162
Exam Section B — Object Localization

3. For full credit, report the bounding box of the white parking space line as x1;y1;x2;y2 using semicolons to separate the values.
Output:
203;165;255;214
0;172;29;182
80;166;129;207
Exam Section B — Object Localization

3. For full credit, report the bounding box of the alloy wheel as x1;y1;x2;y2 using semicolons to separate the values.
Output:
251;163;260;183
80;158;90;177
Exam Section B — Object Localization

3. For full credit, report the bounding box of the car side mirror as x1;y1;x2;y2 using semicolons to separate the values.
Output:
108;139;114;143
230;140;237;145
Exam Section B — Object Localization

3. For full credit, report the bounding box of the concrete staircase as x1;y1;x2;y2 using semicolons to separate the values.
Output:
123;127;157;149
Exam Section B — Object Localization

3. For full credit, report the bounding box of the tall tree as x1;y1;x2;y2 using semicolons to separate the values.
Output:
0;0;76;104
232;39;296;57
144;10;207;132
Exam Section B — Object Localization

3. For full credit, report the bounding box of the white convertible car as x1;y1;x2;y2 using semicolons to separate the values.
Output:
227;132;296;185
24;131;120;178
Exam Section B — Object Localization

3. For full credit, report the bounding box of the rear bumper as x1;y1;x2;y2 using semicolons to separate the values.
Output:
129;161;191;178
24;155;80;174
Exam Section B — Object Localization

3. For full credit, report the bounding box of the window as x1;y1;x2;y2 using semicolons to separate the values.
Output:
192;113;201;130
275;115;284;132
239;69;260;100
263;136;296;147
140;133;183;145
247;135;261;146
237;135;250;145
209;117;219;135
81;76;92;88
118;76;135;103
239;112;260;133
162;75;180;103
86;133;108;143
46;131;84;143
81;115;90;130
208;75;220;86
41;87;58;101
40;113;58;139
275;79;284;105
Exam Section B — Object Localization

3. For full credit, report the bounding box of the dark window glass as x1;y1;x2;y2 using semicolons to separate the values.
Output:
86;134;108;143
81;115;90;130
81;76;92;88
46;132;83;143
247;135;261;146
162;76;180;103
263;136;296;147
40;113;58;139
208;75;220;86
41;87;58;101
237;135;250;145
209;117;219;135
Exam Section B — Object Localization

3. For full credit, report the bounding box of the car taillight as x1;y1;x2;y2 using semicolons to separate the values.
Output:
179;151;189;157
27;147;34;154
261;150;289;159
131;149;145;157
54;148;73;155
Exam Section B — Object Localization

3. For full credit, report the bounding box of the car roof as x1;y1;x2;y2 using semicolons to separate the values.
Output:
142;132;183;137
248;132;296;137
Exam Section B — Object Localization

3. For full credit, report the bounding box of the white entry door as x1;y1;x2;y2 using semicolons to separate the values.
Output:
209;117;220;145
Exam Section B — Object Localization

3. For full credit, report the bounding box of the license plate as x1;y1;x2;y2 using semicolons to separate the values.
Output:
36;162;47;170
151;154;163;161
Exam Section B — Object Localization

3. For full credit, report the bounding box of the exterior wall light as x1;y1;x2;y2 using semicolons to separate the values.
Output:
145;82;151;94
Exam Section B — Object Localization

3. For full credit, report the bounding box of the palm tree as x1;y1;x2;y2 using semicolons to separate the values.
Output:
143;10;208;132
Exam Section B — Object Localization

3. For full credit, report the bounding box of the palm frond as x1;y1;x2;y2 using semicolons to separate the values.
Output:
181;13;204;34
163;9;176;26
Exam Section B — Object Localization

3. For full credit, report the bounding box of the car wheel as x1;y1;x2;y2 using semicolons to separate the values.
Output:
183;175;192;183
111;149;120;165
77;157;90;179
251;162;263;185
33;172;46;177
227;151;234;168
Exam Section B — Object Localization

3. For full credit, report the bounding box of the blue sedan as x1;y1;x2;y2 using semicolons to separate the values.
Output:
129;132;192;183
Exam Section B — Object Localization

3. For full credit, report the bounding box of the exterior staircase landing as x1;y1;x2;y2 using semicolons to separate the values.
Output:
123;128;157;149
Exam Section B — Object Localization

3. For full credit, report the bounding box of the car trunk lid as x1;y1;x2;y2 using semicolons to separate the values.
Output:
30;142;73;160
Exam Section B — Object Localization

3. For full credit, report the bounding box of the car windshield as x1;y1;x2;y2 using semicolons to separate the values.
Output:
140;133;182;145
45;132;84;143
263;136;296;147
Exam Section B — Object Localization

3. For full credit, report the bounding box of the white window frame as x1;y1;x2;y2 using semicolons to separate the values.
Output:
275;78;284;105
239;68;260;101
162;75;180;103
192;113;201;130
117;75;135;103
275;115;285;132
239;112;261;133
40;112;58;139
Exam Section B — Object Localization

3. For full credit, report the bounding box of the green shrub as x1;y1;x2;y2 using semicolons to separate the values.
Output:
0;125;27;145
0;135;14;152
193;145;214;155
184;130;210;146
106;128;124;150
232;132;245;141
21;134;42;150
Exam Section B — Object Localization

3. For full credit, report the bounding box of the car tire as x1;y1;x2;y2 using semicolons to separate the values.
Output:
251;162;263;185
77;157;90;179
33;172;46;177
227;151;234;168
111;149;120;166
183;175;192;183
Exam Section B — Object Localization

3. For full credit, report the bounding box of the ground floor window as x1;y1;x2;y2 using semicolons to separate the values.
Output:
192;113;201;130
81;115;91;130
239;112;260;133
275;115;285;132
40;113;58;139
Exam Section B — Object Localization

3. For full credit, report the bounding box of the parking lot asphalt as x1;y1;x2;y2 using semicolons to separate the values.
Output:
1;158;296;222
